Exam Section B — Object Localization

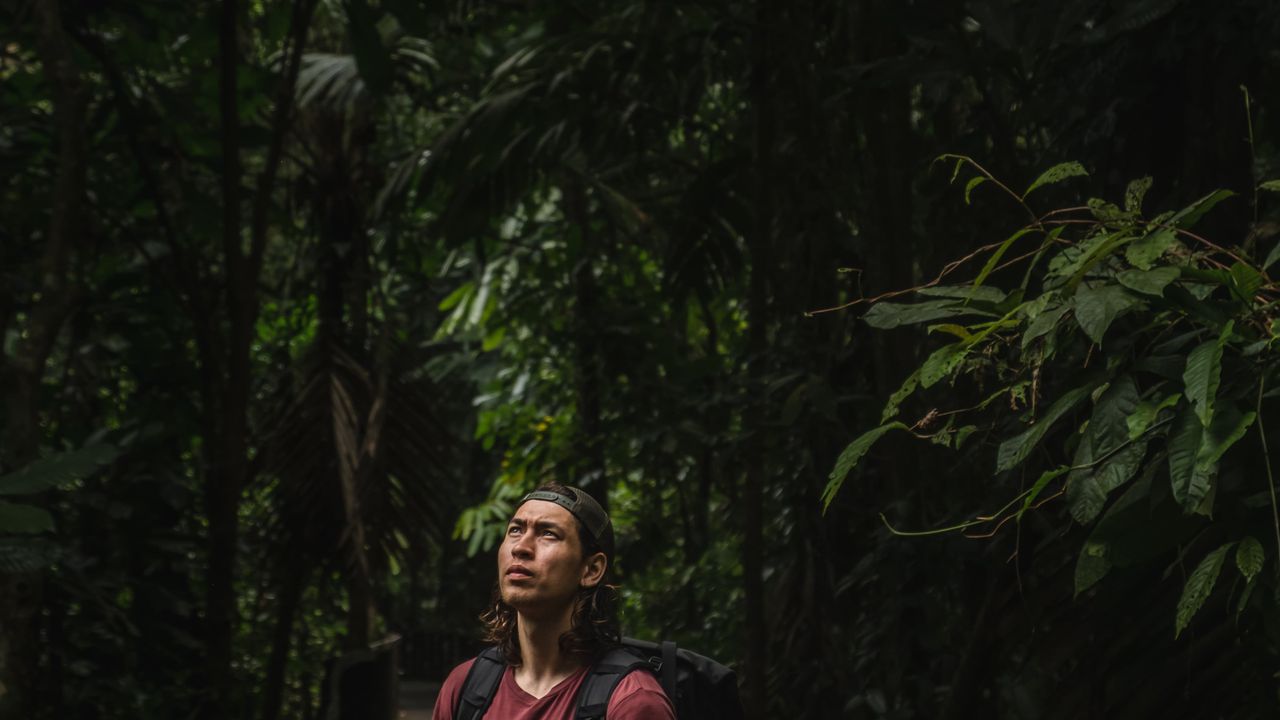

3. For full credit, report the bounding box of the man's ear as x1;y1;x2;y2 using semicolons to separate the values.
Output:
581;552;607;588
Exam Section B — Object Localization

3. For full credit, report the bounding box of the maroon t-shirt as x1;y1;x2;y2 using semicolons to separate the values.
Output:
432;657;676;720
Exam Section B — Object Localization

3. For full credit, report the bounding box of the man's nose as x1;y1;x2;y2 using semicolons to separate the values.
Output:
511;533;534;559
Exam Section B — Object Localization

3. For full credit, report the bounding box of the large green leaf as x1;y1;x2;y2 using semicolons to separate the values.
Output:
1075;467;1181;595
863;300;994;329
1087;198;1130;224
1126;392;1180;439
1074;540;1111;597
1083;376;1141;456
1263;240;1280;271
1048;232;1113;282
1074;468;1156;596
1237;578;1257;619
0;443;119;496
1125;228;1177;270
0;500;54;534
1168;189;1236;230
996;381;1098;472
1168;407;1213;510
1021;303;1069;350
1124;176;1153;213
1066;376;1146;524
919;343;968;388
823;422;908;511
1068;439;1147;525
1074;284;1139;345
1236;536;1264;583
1117;267;1179;296
881;368;920;423
1166;401;1252;514
1183;322;1232;427
1195;404;1256;470
1023;161;1088;198
1175;542;1233;638
1228;262;1263;304
916;285;1008;304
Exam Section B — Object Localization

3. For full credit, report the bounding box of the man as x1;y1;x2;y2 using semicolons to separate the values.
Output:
433;482;676;719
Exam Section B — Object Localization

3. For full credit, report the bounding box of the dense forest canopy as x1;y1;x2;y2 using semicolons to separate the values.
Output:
3;0;1280;718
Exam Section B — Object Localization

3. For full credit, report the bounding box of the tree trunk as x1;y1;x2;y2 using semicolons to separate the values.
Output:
740;1;778;715
0;2;87;716
201;0;316;712
260;563;309;720
200;1;246;715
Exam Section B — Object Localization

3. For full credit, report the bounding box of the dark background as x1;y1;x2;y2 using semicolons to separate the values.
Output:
3;0;1279;718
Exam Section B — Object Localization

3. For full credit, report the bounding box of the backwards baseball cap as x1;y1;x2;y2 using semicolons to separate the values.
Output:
517;485;614;560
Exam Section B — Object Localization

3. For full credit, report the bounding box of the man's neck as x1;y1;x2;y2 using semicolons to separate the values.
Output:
513;607;582;699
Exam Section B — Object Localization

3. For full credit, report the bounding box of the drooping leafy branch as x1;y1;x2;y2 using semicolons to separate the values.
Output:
825;155;1280;638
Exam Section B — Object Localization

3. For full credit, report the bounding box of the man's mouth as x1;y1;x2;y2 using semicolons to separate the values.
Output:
506;566;534;579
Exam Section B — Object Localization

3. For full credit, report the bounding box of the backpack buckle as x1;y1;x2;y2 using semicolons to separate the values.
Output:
646;656;663;672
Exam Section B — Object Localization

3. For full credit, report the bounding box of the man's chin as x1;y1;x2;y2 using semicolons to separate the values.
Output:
500;588;567;618
500;585;535;609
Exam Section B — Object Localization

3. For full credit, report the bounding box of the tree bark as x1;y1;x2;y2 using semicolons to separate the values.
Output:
740;1;778;715
0;2;87;716
201;0;316;712
3;0;86;466
200;1;246;716
260;563;309;720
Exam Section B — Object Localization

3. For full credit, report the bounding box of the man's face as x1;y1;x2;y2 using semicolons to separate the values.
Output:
498;500;605;617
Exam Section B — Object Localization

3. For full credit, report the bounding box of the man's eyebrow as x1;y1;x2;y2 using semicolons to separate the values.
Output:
507;517;566;533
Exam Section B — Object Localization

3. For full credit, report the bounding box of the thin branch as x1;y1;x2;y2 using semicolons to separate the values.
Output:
1257;377;1280;566
882;416;1174;538
807;233;1056;316
941;154;1038;224
1037;205;1091;221
1039;218;1251;268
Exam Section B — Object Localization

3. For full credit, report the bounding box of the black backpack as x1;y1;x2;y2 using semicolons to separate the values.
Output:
454;637;745;720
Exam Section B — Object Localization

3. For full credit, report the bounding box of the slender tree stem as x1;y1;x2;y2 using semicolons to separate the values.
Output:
1256;377;1280;564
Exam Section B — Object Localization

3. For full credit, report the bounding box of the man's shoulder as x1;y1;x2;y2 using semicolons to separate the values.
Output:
606;666;676;719
431;657;481;720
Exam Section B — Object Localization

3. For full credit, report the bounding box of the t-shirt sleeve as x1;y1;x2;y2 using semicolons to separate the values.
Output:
606;669;677;720
431;658;476;720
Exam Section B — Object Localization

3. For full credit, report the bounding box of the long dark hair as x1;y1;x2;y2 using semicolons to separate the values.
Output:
481;483;621;666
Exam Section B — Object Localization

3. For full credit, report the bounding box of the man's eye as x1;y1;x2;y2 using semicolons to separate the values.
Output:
543;530;558;538
507;526;520;535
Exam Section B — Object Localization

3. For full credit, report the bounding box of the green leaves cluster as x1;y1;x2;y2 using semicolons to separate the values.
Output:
0;444;117;535
826;157;1280;639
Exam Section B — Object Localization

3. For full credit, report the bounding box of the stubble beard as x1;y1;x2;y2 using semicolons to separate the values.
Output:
501;580;576;621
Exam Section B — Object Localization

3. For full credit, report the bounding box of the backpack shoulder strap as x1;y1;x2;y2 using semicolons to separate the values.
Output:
575;647;660;720
659;640;677;701
455;647;506;720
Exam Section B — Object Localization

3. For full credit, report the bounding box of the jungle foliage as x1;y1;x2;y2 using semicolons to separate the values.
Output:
3;0;1280;718
827;156;1280;660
